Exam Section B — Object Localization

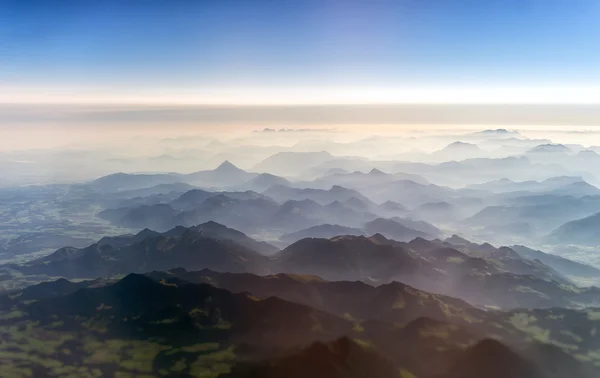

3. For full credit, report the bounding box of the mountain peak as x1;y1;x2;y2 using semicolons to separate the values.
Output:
368;168;386;176
195;220;228;230
215;160;243;172
368;233;390;244
528;143;571;154
445;234;471;246
443;141;480;150
136;228;159;238
380;200;408;211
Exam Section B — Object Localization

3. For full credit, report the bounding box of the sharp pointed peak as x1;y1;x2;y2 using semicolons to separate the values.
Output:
136;228;158;237
368;168;386;175
215;160;241;171
195;220;228;230
368;233;390;244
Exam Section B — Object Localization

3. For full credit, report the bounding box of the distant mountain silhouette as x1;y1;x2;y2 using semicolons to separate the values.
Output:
392;155;577;188
185;160;257;187
512;245;600;279
379;200;408;215
358;179;455;206
107;182;196;200
237;173;291;191
464;195;600;233
170;188;215;209
279;224;365;243
549;212;600;245
263;184;373;205
409;201;458;223
175;194;280;232
468;176;599;197
99;203;179;230
528;143;572;154
430;141;483;161
387;217;441;237
548;181;600;197
310;169;430;190
91;172;183;191
90;161;258;192
364;218;433;241
101;189;307;233
471;128;520;137
253;151;335;176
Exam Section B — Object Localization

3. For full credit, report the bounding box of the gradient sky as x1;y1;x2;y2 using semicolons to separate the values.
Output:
3;0;600;104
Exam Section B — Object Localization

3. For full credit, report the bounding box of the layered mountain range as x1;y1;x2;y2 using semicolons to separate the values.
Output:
3;264;600;378
85;159;600;250
5;134;600;378
4;222;599;310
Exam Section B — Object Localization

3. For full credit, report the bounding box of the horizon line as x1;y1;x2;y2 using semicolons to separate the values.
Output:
5;86;600;106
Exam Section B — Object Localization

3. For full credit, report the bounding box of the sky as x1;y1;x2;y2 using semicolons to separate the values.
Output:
3;0;600;105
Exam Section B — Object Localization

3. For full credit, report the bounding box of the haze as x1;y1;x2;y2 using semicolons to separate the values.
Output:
5;1;600;378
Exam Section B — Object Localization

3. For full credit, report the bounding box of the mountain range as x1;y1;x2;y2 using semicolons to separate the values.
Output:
3;267;599;378
6;222;600;311
7;130;600;378
90;161;260;192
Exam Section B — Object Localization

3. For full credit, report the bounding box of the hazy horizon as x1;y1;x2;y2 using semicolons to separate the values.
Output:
6;0;600;151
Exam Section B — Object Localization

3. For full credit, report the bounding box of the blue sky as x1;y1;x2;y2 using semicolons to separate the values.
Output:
3;0;600;103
